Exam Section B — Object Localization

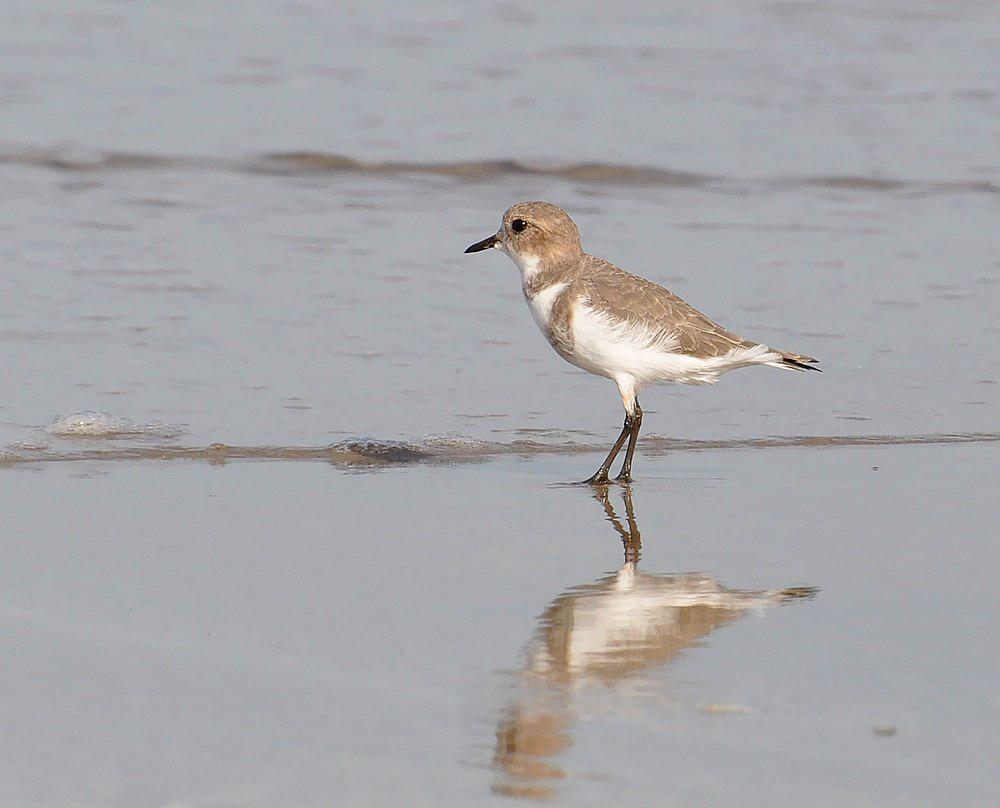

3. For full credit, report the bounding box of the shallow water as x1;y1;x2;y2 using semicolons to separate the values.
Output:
3;1;998;179
2;1;999;451
1;0;999;805
3;159;998;451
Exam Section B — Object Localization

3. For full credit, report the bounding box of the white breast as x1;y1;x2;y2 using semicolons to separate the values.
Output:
525;281;568;333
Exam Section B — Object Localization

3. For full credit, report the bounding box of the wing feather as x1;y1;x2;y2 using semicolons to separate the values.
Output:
576;256;756;359
573;255;820;371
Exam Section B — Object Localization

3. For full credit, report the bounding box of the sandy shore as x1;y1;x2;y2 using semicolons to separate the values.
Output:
2;441;998;805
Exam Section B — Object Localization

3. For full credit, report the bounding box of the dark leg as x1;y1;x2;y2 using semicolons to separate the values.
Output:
582;413;633;485
615;399;642;482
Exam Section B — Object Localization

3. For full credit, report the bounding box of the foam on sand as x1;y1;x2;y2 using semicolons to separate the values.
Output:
46;411;185;439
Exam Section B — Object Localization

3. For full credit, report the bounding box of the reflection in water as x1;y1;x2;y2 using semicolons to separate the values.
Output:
492;487;816;799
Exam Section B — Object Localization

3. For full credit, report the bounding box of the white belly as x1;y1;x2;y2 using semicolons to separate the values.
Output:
568;300;778;387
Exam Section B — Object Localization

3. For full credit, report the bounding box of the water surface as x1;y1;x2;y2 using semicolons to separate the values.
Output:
1;1;998;805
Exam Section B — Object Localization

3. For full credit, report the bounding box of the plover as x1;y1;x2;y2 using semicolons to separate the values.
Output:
465;202;820;484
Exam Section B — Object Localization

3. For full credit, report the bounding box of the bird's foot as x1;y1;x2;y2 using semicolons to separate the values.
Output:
614;472;633;483
579;472;612;486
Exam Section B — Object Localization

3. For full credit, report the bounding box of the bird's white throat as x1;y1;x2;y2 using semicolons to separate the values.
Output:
507;251;543;283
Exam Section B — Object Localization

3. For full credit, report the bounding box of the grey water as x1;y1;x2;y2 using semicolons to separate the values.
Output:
1;0;998;805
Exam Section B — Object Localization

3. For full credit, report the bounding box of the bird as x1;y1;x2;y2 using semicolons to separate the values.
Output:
464;202;820;484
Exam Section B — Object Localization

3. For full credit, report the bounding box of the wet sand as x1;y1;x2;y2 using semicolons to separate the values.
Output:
2;443;998;805
3;429;999;468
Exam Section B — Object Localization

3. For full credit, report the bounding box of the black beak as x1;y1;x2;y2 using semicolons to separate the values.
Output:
464;233;499;254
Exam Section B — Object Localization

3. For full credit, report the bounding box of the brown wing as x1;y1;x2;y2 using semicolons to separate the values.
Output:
577;256;756;358
577;256;820;368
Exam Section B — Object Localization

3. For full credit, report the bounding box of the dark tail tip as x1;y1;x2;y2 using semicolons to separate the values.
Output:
783;356;822;372
779;586;819;600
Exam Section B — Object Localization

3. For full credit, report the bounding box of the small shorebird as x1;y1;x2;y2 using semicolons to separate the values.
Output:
465;202;820;484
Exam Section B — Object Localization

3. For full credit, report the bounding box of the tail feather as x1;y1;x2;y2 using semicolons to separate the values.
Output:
765;349;822;373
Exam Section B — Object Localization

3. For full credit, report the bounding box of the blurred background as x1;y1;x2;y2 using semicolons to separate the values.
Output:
1;0;997;448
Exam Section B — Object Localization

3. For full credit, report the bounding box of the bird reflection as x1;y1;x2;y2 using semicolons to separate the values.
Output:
492;486;816;799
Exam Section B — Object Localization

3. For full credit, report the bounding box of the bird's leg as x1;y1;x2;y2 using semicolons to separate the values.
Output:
582;413;632;485
615;399;643;482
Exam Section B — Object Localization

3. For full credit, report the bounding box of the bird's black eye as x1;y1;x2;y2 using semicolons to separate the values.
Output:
511;218;527;233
